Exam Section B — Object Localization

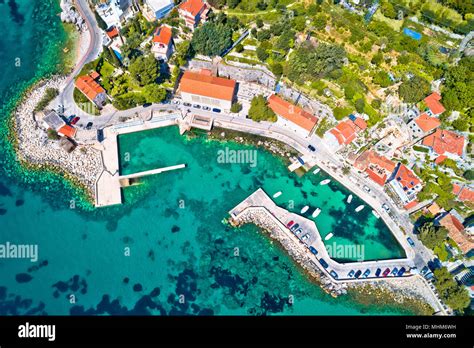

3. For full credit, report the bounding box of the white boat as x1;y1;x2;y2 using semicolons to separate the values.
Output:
372;210;380;219
347;194;353;204
301;206;309;214
313;168;321;174
312;208;321;218
325;233;334;241
320;179;331;185
355;205;365;212
273;191;282;198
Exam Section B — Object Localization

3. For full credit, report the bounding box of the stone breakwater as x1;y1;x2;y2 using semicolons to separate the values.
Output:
13;76;103;196
232;207;348;297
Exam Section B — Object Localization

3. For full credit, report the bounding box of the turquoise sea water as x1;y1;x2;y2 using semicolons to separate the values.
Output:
0;1;415;315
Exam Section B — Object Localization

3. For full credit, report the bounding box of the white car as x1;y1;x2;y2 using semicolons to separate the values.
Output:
363;185;371;193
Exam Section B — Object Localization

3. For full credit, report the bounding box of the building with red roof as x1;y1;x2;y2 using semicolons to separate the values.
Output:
106;26;120;39
437;210;473;255
407;112;441;139
453;183;474;204
422;129;465;158
324;116;367;149
354;150;396;186
75;73;107;108
178;0;209;30
57;125;77;139
387;163;422;207
152;25;173;61
424;92;445;116
179;70;236;110
267;94;318;135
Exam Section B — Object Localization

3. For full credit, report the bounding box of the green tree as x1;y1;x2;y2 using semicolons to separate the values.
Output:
191;22;233;57
398;75;431;103
235;43;244;53
143;84;167;103
230;102;242;113
129;55;160;86
94;10;108;30
355;98;365;113
373;71;392;88
47;129;60;140
418;222;448;250
270;62;283;78
433;267;470;313
248;95;277;122
256;18;264;28
463;169;474;180
256;46;269;62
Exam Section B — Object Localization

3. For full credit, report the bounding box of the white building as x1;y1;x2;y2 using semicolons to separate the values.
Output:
179;70;236;111
143;0;174;20
387;163;423;209
95;0;134;29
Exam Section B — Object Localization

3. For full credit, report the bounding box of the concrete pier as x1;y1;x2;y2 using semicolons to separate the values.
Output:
229;188;416;284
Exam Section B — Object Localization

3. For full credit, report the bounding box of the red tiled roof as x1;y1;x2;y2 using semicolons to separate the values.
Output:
439;213;473;254
57;125;77;138
153;25;172;45
330;120;357;145
75;74;105;102
268;94;318;132
106;26;119;39
394;164;421;190
414;112;441;132
354;150;395;186
424;92;445;115
179;70;236;101
404;200;418;210
434;155;447;164
452;184;474;203
422;129;465;156
89;71;100;80
353;117;367;130
179;0;207;16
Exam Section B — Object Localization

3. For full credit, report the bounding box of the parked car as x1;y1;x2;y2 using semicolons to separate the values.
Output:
192;104;201;109
354;270;362;278
348;270;355;277
294;228;303;235
290;223;299;232
183;102;191;107
421;266;429;275
375;268;381;277
362;269;370;278
301;234;309;241
67;115;76;123
212;108;221;113
86;122;93;130
97;129;104;142
143;103;152;107
330;270;338;279
318;258;329;269
407;237;415;247
382;268;390;277
202;106;210;111
172;100;181;105
391;267;399;276
286;220;294;228
382;203;390;212
363;185;371;193
308;145;316;152
397;267;406;276
70;116;80;125
309;246;318;255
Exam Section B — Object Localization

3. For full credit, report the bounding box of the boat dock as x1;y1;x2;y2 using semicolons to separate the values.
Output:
229;188;415;284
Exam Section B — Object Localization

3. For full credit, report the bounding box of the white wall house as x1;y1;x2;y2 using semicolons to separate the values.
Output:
95;0;134;29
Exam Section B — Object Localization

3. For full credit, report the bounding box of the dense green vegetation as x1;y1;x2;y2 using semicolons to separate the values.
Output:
128;55;160;86
398;75;431;103
417;222;448;250
34;88;59;112
433;267;470;313
248;95;276;122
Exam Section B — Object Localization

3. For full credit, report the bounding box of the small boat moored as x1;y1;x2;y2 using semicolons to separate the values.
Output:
313;168;321;174
355;205;365;212
371;210;380;219
301;206;309;214
324;232;334;241
347;194;353;203
312;208;321;218
273;191;282;198
320;179;331;185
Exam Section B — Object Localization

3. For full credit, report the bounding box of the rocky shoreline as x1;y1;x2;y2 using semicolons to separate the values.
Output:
11;76;103;200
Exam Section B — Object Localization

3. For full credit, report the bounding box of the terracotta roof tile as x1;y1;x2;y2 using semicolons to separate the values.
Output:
153;25;172;45
414;112;441;132
354;151;395;186
422;129;465;156
393;164;421;190
424;92;445;115
75;74;105;102
179;70;236;101
268;94;318;132
452;184;474;203
106;26;119;39
404;200;418;210
439;213;473;254
179;0;207;16
57;125;77;139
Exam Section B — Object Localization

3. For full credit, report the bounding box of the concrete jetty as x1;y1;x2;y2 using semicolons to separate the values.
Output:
119;164;186;180
229;188;416;284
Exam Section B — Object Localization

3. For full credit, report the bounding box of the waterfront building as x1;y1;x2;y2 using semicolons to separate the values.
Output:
267;94;318;136
423;92;445;116
436;210;474;256
407;112;441;140
95;0;134;29
142;0;174;21
178;70;236;110
387;163;422;209
151;25;173;61
178;0;209;31
452;183;474;204
57;125;77;140
75;73;107;108
42;110;66;131
324;115;367;150
353;150;396;186
422;129;465;159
